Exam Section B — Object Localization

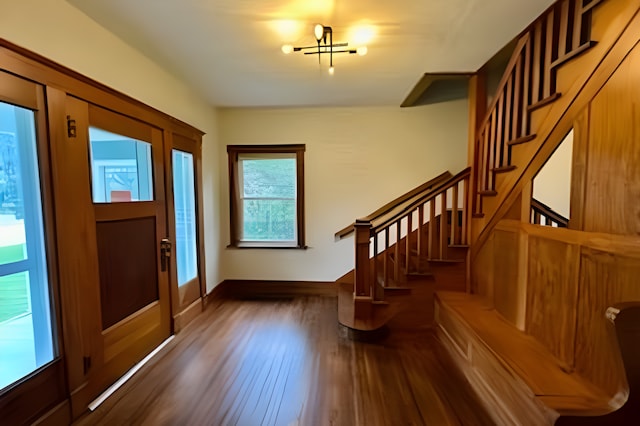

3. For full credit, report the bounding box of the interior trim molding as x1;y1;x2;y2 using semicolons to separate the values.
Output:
206;280;337;301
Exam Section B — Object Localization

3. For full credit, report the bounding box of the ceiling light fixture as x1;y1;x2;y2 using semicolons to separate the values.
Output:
281;24;367;74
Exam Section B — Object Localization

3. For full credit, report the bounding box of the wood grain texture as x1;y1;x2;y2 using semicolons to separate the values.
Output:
77;296;494;426
493;229;520;325
583;42;640;235
436;292;615;420
574;247;639;398
526;236;580;366
471;0;640;258
471;233;494;298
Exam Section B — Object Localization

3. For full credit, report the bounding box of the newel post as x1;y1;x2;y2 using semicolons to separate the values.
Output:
354;219;372;297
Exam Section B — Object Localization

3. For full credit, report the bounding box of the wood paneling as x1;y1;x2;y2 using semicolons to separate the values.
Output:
568;105;590;230
471;0;640;254
435;291;615;422
471;233;494;297
574;247;639;398
493;229;520;325
583;43;640;235
526;236;580;366
96;217;159;330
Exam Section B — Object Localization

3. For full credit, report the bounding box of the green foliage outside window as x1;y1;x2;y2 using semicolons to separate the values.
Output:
242;158;296;241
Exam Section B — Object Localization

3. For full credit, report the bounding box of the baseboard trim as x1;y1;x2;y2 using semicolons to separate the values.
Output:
32;400;71;426
173;298;204;333
208;280;337;300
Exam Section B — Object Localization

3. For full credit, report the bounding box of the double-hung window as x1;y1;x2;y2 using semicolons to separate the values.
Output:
227;145;305;248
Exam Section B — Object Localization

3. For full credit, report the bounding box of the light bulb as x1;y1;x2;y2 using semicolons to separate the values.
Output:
328;66;335;75
314;24;324;41
281;44;293;54
357;46;368;56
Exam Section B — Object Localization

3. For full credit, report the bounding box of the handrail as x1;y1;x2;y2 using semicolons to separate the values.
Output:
531;198;568;227
372;167;471;233
351;168;471;300
335;170;452;240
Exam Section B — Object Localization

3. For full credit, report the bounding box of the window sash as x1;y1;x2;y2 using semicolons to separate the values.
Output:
227;145;305;248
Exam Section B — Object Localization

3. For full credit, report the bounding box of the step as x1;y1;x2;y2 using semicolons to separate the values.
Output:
435;291;615;424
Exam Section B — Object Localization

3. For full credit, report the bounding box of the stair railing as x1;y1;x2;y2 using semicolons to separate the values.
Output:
531;198;569;227
353;168;471;300
473;0;604;217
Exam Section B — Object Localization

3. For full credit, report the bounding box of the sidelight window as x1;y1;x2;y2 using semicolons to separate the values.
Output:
0;102;55;392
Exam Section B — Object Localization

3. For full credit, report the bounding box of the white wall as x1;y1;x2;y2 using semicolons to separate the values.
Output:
533;129;573;219
218;102;469;282
0;0;222;290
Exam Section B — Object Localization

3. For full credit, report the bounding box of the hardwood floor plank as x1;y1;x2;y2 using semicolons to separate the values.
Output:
76;296;492;425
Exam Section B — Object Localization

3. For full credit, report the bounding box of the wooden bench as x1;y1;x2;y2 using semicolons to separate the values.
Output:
434;291;622;425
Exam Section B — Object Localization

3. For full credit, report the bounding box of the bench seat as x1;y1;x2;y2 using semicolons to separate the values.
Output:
435;291;616;425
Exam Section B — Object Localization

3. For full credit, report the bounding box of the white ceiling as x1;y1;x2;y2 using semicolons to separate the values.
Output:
67;0;555;108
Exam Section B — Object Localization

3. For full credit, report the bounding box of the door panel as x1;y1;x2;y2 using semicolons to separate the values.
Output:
96;217;159;329
55;96;170;418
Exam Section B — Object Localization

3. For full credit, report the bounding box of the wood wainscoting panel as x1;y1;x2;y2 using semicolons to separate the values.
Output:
526;235;580;366
574;246;640;399
493;229;520;326
583;42;640;235
471;233;494;298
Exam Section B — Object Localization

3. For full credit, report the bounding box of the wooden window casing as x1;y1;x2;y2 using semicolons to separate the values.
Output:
227;144;306;249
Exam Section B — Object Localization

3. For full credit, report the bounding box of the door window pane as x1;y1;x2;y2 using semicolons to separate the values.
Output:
89;127;154;203
172;150;197;286
0;102;55;391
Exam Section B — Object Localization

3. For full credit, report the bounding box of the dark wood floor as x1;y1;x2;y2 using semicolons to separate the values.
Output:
77;296;494;425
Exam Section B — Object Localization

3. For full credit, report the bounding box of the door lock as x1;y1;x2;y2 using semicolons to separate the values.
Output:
160;238;172;272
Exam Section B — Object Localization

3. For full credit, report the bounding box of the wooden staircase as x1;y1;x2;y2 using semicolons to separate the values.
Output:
436;0;640;424
335;168;471;331
337;0;640;423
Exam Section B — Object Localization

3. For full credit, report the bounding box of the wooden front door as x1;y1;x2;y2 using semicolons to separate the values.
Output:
54;95;171;418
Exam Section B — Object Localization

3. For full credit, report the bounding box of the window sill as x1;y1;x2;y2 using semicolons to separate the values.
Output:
227;242;308;250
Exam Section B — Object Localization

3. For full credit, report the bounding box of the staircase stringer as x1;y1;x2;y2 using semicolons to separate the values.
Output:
471;0;640;262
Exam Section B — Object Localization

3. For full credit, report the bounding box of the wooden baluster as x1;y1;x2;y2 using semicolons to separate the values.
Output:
417;204;424;258
495;91;505;168
354;220;372;297
461;177;468;245
531;20;543;105
394;220;401;283
543;9;557;100
558;0;570;60
405;211;413;272
572;0;585;49
512;53;523;145
439;192;448;260
503;71;513;162
489;109;497;189
373;233;383;301
482;128;490;191
428;199;436;260
452;183;459;246
384;227;389;286
522;36;532;135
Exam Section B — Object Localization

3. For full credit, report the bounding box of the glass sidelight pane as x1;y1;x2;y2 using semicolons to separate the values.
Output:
0;102;55;392
89;127;153;203
172;150;197;286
